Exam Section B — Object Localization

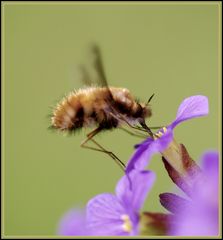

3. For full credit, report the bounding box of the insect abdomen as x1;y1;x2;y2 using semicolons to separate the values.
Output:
51;88;108;131
51;91;86;130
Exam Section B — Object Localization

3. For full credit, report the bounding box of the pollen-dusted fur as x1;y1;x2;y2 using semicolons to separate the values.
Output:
51;86;152;131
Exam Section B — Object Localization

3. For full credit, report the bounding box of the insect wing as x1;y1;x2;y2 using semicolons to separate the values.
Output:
79;44;114;101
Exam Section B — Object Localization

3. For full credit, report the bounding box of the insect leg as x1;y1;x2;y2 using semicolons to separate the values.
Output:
109;108;158;136
104;108;145;132
120;127;147;139
150;126;163;129
115;113;154;137
90;138;126;171
80;127;126;171
108;108;154;137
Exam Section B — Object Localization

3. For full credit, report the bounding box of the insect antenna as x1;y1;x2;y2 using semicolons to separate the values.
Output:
146;93;155;106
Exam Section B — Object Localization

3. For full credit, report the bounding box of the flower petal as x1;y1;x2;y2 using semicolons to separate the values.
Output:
193;151;219;206
169;201;219;236
116;169;156;212
159;193;191;214
168;151;219;236
126;129;173;173
86;193;131;236
126;96;208;173
171;95;209;129
201;151;219;180
57;208;88;236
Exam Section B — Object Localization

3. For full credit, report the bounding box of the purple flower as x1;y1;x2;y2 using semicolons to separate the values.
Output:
86;169;156;236
57;208;90;236
57;169;155;236
160;151;219;236
126;95;209;173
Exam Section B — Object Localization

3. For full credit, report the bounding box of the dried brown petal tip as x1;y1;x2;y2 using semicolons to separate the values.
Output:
140;212;173;235
162;144;202;197
180;143;201;178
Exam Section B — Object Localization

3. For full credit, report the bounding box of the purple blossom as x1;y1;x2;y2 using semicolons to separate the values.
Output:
160;151;219;236
86;169;156;236
57;95;211;236
57;208;90;236
57;169;155;236
126;95;209;173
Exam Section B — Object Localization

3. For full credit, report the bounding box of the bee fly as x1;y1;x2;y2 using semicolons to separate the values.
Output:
51;45;156;171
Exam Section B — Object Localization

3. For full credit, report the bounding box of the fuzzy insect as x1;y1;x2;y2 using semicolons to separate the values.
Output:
51;45;154;171
51;86;152;132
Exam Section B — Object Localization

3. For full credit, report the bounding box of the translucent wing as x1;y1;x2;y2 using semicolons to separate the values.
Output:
79;44;114;100
90;44;109;88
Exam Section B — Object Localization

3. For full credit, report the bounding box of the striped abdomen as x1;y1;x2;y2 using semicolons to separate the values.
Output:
51;87;152;131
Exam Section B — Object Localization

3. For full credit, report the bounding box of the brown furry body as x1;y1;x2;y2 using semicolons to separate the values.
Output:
51;86;152;131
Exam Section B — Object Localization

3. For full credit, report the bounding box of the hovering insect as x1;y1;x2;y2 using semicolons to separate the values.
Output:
51;45;155;171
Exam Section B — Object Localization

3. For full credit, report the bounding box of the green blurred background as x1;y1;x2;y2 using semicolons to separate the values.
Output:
3;2;220;236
